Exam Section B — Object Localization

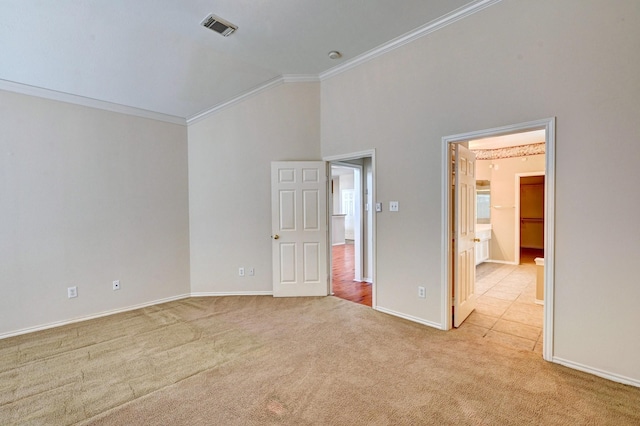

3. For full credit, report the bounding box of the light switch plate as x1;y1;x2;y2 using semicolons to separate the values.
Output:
375;202;382;212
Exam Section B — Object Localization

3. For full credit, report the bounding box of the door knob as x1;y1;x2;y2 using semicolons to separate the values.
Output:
473;238;480;242
272;234;280;240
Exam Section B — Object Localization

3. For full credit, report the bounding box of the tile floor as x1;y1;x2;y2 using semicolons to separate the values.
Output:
457;261;543;353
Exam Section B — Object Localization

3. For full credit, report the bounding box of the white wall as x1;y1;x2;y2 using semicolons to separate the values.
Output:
321;0;640;382
0;90;190;336
477;155;545;263
188;82;321;294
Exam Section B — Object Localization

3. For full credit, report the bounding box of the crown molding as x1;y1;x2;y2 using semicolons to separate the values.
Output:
186;74;320;125
186;76;285;125
184;1;502;124
319;0;502;81
2;1;500;126
282;74;321;83
0;79;187;126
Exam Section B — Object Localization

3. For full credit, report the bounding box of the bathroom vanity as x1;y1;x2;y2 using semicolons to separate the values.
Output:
475;224;492;265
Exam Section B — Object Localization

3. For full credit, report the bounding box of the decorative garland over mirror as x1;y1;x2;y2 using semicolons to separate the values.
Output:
472;142;545;160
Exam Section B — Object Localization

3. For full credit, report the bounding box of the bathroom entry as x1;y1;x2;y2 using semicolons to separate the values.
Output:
442;118;556;360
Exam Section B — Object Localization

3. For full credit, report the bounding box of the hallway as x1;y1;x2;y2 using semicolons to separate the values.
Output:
331;242;371;307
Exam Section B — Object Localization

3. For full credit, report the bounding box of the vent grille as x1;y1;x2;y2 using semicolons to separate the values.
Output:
201;14;237;37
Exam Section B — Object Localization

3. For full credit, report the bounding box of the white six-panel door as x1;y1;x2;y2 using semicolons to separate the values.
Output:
271;161;328;297
454;145;478;327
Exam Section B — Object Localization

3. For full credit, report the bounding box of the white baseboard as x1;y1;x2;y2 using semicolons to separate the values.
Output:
190;291;273;297
0;293;191;340
553;356;640;388
375;306;442;330
485;259;519;265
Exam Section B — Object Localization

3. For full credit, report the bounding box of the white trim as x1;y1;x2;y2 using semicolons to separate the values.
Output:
0;79;187;126
190;291;273;297
485;259;518;266
331;161;364;281
282;74;321;83
441;118;556;364
553;357;640;389
2;1;501;126
323;149;376;308
319;0;502;81
0;294;190;340
186;74;320;124
375;306;441;330
186;76;284;124
323;149;376;163
188;1;502;123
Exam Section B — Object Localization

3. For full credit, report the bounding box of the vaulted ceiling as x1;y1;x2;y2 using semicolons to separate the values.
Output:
1;0;486;120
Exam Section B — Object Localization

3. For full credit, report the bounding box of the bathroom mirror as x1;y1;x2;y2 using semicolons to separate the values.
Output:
476;180;491;224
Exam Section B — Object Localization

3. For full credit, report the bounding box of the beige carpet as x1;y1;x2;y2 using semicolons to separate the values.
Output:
1;296;639;425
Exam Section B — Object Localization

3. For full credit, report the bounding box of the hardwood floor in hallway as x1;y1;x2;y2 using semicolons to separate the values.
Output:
332;242;371;307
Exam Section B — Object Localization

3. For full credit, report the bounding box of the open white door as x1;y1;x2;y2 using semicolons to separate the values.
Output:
453;145;477;327
271;161;328;297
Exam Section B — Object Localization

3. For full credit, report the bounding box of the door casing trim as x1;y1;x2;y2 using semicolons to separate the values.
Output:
441;118;555;362
324;149;377;309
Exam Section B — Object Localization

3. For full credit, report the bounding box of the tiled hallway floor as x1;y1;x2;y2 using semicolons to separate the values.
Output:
457;261;543;353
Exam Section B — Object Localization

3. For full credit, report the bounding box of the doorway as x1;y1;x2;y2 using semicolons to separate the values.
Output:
324;151;376;308
518;174;545;264
441;118;555;361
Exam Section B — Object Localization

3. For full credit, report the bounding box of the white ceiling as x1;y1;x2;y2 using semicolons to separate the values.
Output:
469;129;546;150
0;0;480;120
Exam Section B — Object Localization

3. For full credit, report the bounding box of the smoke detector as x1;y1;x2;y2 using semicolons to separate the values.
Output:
201;14;237;37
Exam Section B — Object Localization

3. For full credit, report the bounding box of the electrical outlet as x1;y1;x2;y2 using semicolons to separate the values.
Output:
389;201;399;212
248;267;255;276
113;280;120;291
67;286;78;299
238;267;245;277
418;286;426;299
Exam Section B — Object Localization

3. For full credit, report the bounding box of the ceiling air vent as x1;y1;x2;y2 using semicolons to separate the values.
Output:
201;14;237;37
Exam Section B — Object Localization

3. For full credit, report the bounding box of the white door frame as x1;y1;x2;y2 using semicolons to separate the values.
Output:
324;149;377;309
441;118;555;362
515;171;545;265
331;162;363;281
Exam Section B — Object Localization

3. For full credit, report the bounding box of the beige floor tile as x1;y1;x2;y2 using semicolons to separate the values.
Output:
455;322;489;337
475;302;509;317
477;295;513;309
472;262;544;353
516;293;537;304
465;312;499;328
483;289;520;301
474;283;494;295
502;309;543;328
508;302;543;316
490;285;523;295
476;274;505;285
500;275;534;285
484;330;536;351
493;319;541;341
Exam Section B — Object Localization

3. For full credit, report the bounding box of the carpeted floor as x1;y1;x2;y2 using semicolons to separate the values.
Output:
1;296;639;425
